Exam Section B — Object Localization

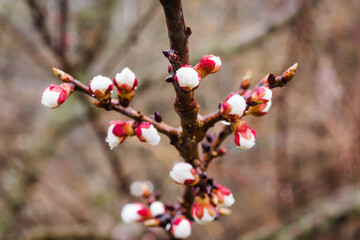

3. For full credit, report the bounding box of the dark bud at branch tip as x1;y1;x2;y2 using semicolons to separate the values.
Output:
267;73;276;86
202;142;211;152
206;133;213;143
165;75;174;83
154;111;162;122
200;172;207;179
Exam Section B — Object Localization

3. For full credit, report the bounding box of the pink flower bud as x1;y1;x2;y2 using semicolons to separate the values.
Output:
120;202;150;224
191;195;216;225
174;65;201;91
195;54;222;78
215;185;235;208
106;120;134;150
41;83;74;108
169;162;200;186
249;100;272;117
135;122;161;146
247;87;272;105
149;201;166;217
114;67;138;92
89;75;113;101
171;215;192;239
233;120;256;150
220;93;247;119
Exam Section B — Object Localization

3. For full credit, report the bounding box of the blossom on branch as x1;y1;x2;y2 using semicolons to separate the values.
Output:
192;195;216;224
106;120;134;150
121;202;151;224
149;201;166;217
233;120;256;150
246;86;272;106
114;67;138;92
174;65;201;91
248;100;272;117
135;122;161;145
88;75;113;101
214;184;235;208
169;162;200;186
171;215;192;239
220;93;247;120
41;83;74;108
194;54;221;78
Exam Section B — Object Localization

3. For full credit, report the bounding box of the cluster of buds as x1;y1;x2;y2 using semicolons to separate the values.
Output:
114;67;138;107
88;67;138;107
173;54;221;91
106;121;161;149
121;181;192;239
41;83;74;108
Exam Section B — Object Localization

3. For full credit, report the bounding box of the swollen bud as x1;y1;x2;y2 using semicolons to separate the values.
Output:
149;201;166;217
106;120;134;150
214;185;235;208
169;162;200;186
88;75;113;101
191;195;216;225
281;62;298;83
194;54;222;78
41;83;74;108
135;122;161;146
220;93;247;120
246;87;272;106
171;215;192;239
232;120;256;150
52;67;74;83
248;100;272;117
120;202;151;224
114;67;138;92
174;65;201;91
240;69;252;90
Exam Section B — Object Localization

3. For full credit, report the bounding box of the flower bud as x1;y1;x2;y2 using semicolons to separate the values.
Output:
149;201;166;217
121;202;150;224
191;195;216;225
233;120;256;150
41;83;74;108
246;87;272;106
174;65;201;91
130;181;154;197
281;62;298;82
214;185;235;208
248;100;272;117
106;120;134;150
88;75;113;101
169;162;200;186
240;69;252;90
171;215;192;239
194;55;221;78
135;122;161;146
52;67;74;83
114;67;138;92
220;93;247;119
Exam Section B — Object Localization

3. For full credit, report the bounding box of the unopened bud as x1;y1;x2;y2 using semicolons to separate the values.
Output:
240;69;252;90
169;162;200;186
106;120;134;150
220;93;247;120
281;62;298;82
52;67;74;83
191;195;216;225
174;65;201;91
194;54;222;78
246;87;272;106
89;75;113;101
135;122;161;146
232;119;256;150
41;83;74;108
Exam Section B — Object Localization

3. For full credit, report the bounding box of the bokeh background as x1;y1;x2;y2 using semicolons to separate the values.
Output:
1;0;360;239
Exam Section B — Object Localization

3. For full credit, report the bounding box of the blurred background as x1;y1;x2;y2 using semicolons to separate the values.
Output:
1;0;360;239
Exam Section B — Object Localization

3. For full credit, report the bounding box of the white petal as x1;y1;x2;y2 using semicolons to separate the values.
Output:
141;125;160;145
193;208;215;225
172;219;192;239
105;124;120;150
121;203;143;224
237;133;255;150
176;67;200;90
262;88;273;101
210;55;221;68
218;193;235;208
169;163;195;184
41;89;60;108
150;201;165;217
90;75;112;93
227;94;246;115
262;100;272;113
115;67;136;86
